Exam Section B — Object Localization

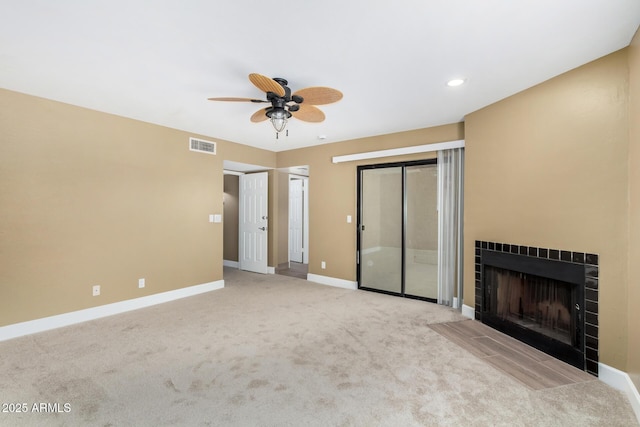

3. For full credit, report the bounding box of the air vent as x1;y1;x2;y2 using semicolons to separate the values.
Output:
189;137;216;155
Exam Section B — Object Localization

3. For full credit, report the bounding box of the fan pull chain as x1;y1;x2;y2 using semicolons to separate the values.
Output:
275;130;289;140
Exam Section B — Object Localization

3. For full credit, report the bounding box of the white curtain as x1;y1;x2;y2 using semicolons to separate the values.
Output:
437;148;464;307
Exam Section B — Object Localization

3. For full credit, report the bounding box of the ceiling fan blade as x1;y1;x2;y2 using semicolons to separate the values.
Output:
208;97;267;102
249;73;286;97
291;104;325;123
293;87;343;105
251;108;269;123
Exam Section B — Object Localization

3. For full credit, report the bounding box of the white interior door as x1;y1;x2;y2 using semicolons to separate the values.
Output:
289;178;303;263
239;172;268;274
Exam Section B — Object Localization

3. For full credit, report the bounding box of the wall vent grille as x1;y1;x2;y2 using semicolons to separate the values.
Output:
189;137;216;155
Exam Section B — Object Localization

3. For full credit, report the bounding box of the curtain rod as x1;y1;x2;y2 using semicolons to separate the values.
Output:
331;139;465;164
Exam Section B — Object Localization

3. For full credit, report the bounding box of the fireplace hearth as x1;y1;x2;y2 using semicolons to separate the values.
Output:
475;241;599;375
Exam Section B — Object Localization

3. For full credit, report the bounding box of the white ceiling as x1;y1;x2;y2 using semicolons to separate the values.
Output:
1;1;639;152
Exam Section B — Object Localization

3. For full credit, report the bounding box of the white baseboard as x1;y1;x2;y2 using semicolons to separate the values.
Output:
461;304;475;319
307;273;357;290
0;280;225;343
267;266;276;274
598;363;640;423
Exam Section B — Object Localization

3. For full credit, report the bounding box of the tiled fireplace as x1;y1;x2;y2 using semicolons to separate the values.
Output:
475;240;599;376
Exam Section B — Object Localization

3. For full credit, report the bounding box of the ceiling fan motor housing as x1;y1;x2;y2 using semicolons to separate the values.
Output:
266;78;302;118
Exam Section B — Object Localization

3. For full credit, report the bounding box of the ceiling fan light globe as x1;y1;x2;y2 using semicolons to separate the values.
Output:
271;117;288;133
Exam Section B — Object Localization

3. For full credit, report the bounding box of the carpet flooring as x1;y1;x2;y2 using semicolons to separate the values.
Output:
0;267;637;426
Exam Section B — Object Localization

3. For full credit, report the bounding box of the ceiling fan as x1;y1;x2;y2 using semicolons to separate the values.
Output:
208;73;343;136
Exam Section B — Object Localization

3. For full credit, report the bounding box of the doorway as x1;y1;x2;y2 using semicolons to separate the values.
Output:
357;160;438;301
223;160;272;277
277;171;309;279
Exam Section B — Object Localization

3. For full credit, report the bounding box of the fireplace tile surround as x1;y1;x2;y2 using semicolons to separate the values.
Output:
474;240;599;376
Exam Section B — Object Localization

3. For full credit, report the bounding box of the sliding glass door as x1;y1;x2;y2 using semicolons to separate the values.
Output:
358;160;438;300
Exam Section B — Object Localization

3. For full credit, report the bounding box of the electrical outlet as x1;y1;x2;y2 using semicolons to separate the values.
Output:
138;278;145;288
321;261;326;269
92;285;100;296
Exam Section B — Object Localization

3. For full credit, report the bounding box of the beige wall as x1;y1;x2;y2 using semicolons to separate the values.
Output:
276;123;464;281
0;89;274;327
464;49;630;370
223;174;239;262
628;27;640;389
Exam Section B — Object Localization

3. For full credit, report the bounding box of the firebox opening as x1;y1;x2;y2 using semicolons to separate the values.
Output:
479;247;587;371
485;266;574;346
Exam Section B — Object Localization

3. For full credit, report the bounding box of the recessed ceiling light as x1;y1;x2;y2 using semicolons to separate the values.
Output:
318;135;327;140
447;78;466;87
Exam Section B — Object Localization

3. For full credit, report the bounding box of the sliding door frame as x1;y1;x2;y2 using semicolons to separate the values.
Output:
356;158;437;301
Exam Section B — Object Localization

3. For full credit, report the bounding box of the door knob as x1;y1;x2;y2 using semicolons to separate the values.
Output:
258;227;266;231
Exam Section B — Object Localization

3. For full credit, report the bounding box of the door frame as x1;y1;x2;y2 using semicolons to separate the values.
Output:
356;158;437;301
